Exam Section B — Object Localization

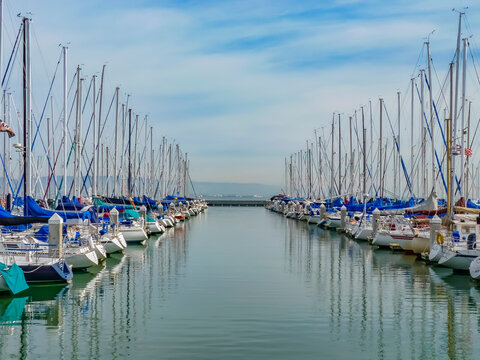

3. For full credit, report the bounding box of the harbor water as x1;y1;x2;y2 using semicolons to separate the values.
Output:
1;207;480;359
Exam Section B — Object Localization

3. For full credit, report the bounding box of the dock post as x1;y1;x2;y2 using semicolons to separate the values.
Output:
110;207;119;234
372;208;380;236
429;215;441;248
320;204;326;220
49;213;63;258
340;205;347;231
139;205;147;229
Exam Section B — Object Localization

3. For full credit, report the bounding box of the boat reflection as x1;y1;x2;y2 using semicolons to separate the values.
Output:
281;217;480;359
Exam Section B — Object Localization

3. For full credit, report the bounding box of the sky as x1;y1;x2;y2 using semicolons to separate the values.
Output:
7;0;476;187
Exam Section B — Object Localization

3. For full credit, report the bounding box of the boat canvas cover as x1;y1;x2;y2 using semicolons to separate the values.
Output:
0;262;28;294
120;208;155;222
25;196;92;221
55;196;85;211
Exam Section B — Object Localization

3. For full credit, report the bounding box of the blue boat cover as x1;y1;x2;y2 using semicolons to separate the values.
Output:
25;196;92;221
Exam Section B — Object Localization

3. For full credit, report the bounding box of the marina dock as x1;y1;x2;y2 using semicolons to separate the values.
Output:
206;199;266;207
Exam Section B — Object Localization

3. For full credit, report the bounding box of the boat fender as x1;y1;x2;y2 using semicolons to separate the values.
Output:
436;232;444;245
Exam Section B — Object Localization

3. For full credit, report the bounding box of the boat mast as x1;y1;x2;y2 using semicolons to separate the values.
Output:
466;101;471;200
420;69;426;197
128;108;132;197
92;75;96;196
62;46;67;197
2;90;5;196
0;1;3;198
50;96;55;200
427;40;435;195
410;77;414;195
349;115;353;196
369;101;373;195
73;66;80;197
150;126;153;195
97;65;105;197
362;106;366;198
379;98;383;199
23;17;31;209
121;103;125;195
338;114;341;197
184;153;188;197
460;37;467;199
134;114;138;196
397;91;401;199
331;115;334;198
448;62;454;226
452;12;463;198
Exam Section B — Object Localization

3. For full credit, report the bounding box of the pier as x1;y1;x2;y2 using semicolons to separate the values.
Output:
206;199;266;207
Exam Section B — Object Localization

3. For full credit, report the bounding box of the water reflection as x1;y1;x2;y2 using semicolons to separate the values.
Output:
0;215;194;359
281;216;480;359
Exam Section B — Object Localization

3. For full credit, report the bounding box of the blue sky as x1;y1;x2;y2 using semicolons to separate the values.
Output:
9;0;475;186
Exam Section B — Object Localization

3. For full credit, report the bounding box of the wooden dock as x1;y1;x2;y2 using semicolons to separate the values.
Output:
206;199;266;207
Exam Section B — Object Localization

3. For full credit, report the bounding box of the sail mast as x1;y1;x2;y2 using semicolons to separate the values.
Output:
338;114;341;197
410;78;414;194
23;17;31;209
448;62;454;226
62;46;67;197
362;106;366;198
97;65;105;196
92;75;97;196
427;41;435;195
420;69;426;197
460;37;467;199
331;115;334;198
113;87;118;197
379;98;383;199
452;12;463;198
128;109;132;197
397;91;401;199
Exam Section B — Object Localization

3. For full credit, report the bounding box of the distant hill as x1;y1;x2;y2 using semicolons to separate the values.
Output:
191;182;281;199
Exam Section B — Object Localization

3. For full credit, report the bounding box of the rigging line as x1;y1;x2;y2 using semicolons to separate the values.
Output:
80;91;116;195
430;57;450;118
381;102;414;195
351;111;377;195
467;41;480;88
1;23;22;87
414;84;449;194
0;152;15;195
31;114;56;197
31;50;62;152
424;72;447;146
410;41;426;79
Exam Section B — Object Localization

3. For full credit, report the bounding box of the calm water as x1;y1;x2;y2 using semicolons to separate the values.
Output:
1;207;480;359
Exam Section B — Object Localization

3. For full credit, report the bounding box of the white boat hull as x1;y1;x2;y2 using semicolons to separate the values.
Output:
429;243;445;263
66;249;98;270
120;227;148;243
439;248;479;271
470;256;480;279
354;227;373;241
101;234;125;254
94;244;107;261
147;221;165;234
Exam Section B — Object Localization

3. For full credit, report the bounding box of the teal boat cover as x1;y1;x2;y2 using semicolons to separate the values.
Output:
0;262;29;294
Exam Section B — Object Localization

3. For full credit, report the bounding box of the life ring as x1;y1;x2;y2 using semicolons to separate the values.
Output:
436;232;444;245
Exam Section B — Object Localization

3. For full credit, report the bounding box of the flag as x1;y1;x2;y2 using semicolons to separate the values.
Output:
0;121;15;138
465;147;473;157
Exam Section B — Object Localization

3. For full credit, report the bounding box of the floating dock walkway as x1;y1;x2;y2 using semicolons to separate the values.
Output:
206;200;266;207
